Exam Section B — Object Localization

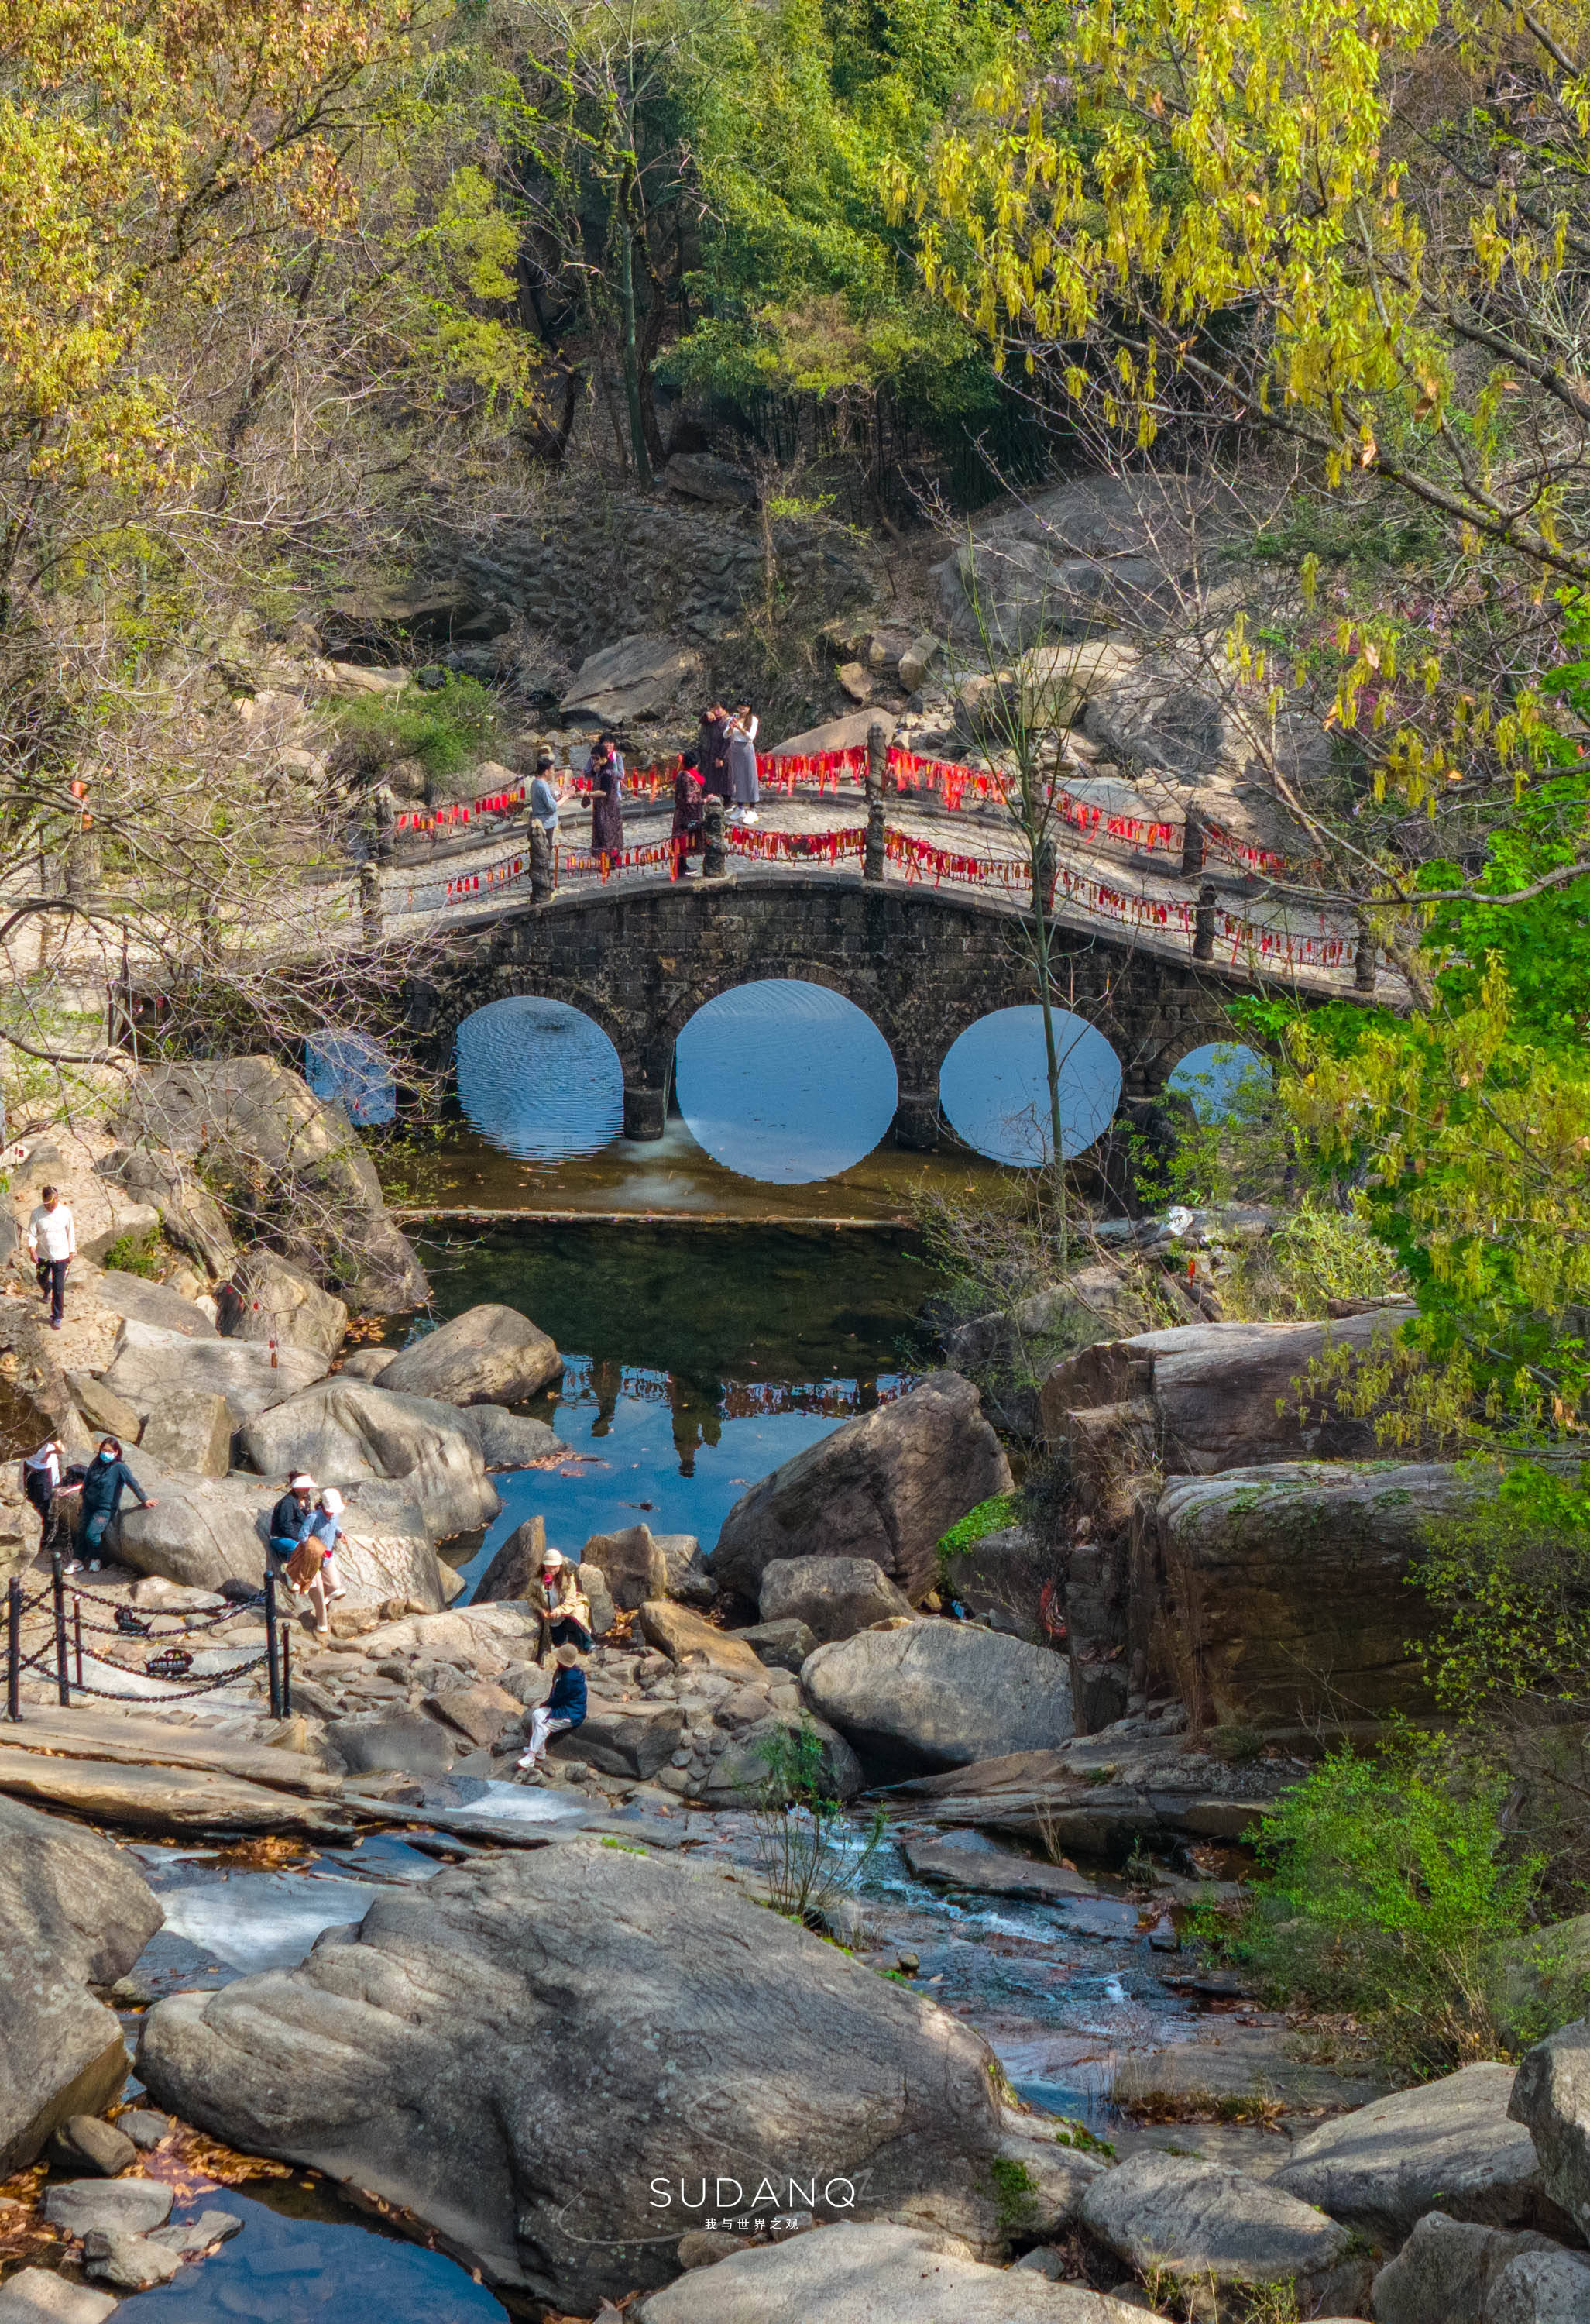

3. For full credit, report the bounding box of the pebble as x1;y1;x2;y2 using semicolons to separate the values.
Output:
84;2230;184;2289
43;2178;173;2239
117;2108;173;2150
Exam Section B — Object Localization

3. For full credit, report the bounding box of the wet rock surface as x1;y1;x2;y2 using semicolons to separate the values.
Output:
136;1838;1018;2312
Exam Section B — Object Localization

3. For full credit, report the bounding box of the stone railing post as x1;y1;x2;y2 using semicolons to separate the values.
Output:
359;861;383;942
1180;807;1205;879
864;718;888;882
1353;906;1378;993
373;782;396;864
1193;880;1217;962
530;820;555;903
702;793;730;881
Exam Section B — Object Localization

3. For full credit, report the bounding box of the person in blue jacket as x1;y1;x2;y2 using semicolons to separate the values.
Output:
517;1641;587;1769
73;1438;157;1572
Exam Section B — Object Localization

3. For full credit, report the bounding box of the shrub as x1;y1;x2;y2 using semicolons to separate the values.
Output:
936;1490;1020;1569
335;672;499;784
1221;1196;1407;1322
1207;1738;1543;2075
750;1719;884;1924
101;1226;163;1278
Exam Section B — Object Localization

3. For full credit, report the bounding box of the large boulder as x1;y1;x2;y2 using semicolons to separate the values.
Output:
461;1407;567;1470
637;2223;1132;2324
638;1600;766;1676
701;1712;864;1805
945;1268;1154;1434
802;1622;1073;1780
549;1702;684;1779
137;1389;233;1478
561;634;701;726
759;1555;912;1643
583;1523;668;1612
1080;2150;1373;2316
472;1514;547;1604
94;1270;218;1339
1272;2064;1561;2250
931;473;1237;649
223;1250;349;1362
1371;2212;1590;2324
136;1841;1017;2312
113;1057;428;1313
0;1796;163;2174
1156;1461;1471;1728
327;1710;456;1779
378;1305;561;1408
939;1524;1060;1647
102;1316;326;1425
1040;1312;1414;1477
1509;2016;1590;2244
116;1467;449;1609
712;1372;1011;1608
241;1380;501;1539
97;1147;237;1277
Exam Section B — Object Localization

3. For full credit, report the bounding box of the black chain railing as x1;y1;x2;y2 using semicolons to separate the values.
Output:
4;1563;293;1721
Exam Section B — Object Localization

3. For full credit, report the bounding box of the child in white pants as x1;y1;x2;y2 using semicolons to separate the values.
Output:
518;1642;586;1768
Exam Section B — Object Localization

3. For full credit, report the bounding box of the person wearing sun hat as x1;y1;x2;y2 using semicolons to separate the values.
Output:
269;1473;318;1569
530;1545;591;1662
517;1642;587;1769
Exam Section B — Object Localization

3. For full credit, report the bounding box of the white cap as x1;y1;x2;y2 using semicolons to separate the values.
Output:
290;1473;317;1491
540;1548;565;1568
318;1487;345;1514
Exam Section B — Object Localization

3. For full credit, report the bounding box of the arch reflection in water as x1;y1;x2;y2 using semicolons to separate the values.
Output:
675;978;898;1184
456;997;624;1163
940;1006;1122;1164
1166;1041;1273;1123
305;1033;397;1126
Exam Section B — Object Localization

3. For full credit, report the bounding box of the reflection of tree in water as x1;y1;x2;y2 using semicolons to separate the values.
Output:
555;1355;906;1479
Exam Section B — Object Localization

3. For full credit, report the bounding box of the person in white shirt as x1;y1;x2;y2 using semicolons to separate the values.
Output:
26;1188;76;1330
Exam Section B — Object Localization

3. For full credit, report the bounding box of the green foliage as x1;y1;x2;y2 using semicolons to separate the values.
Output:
987;2154;1039;2236
1417;1475;1590;1727
335;673;500;783
1221;1198;1406;1325
750;1718;884;1923
101;1226;162;1279
1214;1740;1542;2075
936;1492;1020;1563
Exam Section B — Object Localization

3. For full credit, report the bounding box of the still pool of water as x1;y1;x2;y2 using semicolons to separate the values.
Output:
391;1221;930;1583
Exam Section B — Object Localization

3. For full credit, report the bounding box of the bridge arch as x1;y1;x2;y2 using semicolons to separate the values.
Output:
402;875;1246;1150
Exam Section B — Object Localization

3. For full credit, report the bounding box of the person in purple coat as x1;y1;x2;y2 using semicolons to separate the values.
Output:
588;733;625;857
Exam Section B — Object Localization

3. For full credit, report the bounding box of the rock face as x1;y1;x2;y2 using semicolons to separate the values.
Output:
136;1841;1015;2312
659;452;757;507
712;1372;1011;1609
0;2267;119;2323
738;1618;818;1671
1156;1461;1470;1728
584;1522;668;1611
932;473;1237;648
117;1466;448;1608
114;1057;429;1312
1509;2016;1590;2243
802;1621;1073;1779
701;1712;864;1805
137;1388;233;1477
1370;2212;1590;2324
637;2223;1131;2324
945;1269;1154;1435
1272;2064;1560;2250
759;1554;913;1642
98;1147;238;1279
550;1702;684;1779
638;1600;766;1675
102;1316;326;1425
1080;2150;1373;2315
242;1380;501;1538
224;1250;349;1361
561;633;701;725
0;1796;163;2174
939;1525;1060;1647
327;1709;456;1779
378;1305;561;1408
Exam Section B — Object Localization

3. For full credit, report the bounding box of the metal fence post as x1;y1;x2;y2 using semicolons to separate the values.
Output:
51;1553;70;1707
264;1568;282;1719
7;1576;20;1720
280;1620;292;1716
73;1595;84;1690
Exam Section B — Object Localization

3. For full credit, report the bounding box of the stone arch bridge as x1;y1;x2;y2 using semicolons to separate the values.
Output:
401;872;1260;1153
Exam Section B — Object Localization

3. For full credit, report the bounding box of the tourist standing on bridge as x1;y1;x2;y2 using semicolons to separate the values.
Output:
726;705;760;824
671;749;704;874
589;733;625;859
697;704;731;804
528;744;563;842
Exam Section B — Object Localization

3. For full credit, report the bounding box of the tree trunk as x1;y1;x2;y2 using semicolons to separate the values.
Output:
616;176;652;490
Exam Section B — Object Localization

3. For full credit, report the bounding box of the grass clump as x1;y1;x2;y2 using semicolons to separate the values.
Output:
936;1491;1020;1569
1202;1738;1541;2076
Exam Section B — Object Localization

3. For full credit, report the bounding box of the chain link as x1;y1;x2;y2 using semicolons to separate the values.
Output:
56;1651;270;1703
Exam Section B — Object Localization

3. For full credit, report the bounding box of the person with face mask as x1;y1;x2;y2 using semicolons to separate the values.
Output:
77;1438;156;1571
